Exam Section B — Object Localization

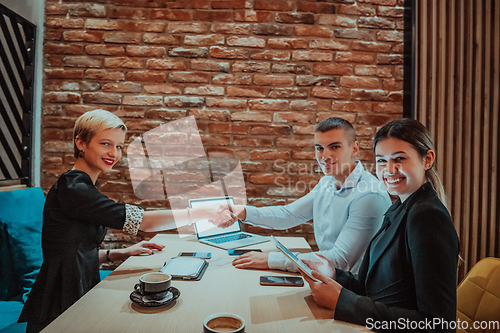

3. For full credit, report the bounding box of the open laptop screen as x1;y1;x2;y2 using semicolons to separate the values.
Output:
189;197;241;239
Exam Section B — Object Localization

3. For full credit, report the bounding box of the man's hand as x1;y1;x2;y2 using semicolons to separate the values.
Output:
301;253;336;279
208;205;246;228
232;252;269;270
301;269;342;311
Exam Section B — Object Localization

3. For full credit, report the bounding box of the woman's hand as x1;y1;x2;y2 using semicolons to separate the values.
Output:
301;269;342;311
232;252;269;269
204;205;246;228
123;241;165;257
301;253;336;279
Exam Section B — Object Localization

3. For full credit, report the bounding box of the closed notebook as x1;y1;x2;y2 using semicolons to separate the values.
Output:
160;257;208;281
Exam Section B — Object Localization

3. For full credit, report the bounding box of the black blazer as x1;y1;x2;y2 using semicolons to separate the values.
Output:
334;183;459;332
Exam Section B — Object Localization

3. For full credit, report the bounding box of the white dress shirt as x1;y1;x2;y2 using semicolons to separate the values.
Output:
243;161;391;272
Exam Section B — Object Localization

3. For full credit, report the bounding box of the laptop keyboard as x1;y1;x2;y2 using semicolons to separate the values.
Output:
207;233;252;244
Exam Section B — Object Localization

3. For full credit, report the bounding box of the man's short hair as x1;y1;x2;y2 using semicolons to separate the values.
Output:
315;117;356;144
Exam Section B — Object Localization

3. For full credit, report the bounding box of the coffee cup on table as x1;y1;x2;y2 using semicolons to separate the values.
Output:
134;272;171;299
203;313;245;333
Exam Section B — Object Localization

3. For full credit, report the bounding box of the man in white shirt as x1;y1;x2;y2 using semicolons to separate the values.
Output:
228;117;391;273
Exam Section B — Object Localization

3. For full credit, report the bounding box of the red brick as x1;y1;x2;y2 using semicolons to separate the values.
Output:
268;38;308;49
145;109;187;120
359;17;396;30
210;46;247;59
151;9;191;20
354;65;392;78
63;56;101;68
309;39;350;50
314;63;354;75
165;96;205;108
377;54;404;65
62;31;102;43
337;4;376;16
85;69;124;81
318;111;358;124
378;6;404;17
276;137;314;148
290;100;331;111
110;8;148;20
211;23;250;34
340;76;379;89
295;25;333;38
212;74;251;85
104;57;143;69
44;55;62;67
292;50;333;62
126;22;166;32
44;29;62;41
297;2;335;14
392;43;404;53
167;0;210;9
146;59;188;70
43;116;78;129
144;84;182;94
255;0;293;11
185;85;225;95
184;34;225;46
269;88;308;99
42;141;73;154
82;92;122;104
234;136;273;147
45;43;83;55
44;92;81;104
235;10;273;23
318;14;357;28
232;61;270;73
102;82;141;93
85;45;125;56
143;33;182;45
357;113;395;126
249;173;290;185
84;19;125;31
352;89;391;101
190;110;230;122
251;50;290;61
252;24;294;36
372;102;403;114
276;13;315;24
251;149;291;160
42;155;64;166
126;46;166;57
126;70;166;83
168;22;209;33
331;101;372;112
231;111;272;122
296;75;337;86
169;72;209;83
358;0;397;5
103;32;141;44
45;69;84;79
254;75;294;86
250;126;291;136
45;18;84;29
64;105;115;117
212;0;246;9
377;31;404;42
206;98;247;109
334;29;374;41
249;99;288;111
272;63;309;74
227;36;266;48
274;112;315;123
209;123;248;134
226;86;268;98
123;95;162;106
191;59;229;72
292;148;315;160
395;65;404;80
124;119;164;131
382;79;403;91
352;41;392;53
311;87;350;99
336;52;374;64
293;124;316;135
193;11;232;22
168;47;209;58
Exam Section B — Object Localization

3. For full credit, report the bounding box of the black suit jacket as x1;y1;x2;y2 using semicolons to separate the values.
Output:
334;183;459;332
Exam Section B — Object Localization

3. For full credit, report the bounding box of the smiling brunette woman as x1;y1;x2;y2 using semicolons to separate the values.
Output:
301;118;460;332
19;110;231;332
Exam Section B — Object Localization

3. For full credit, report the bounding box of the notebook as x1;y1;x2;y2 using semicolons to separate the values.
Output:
189;196;269;250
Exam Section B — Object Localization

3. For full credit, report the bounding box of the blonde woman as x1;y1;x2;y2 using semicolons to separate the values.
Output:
19;110;230;332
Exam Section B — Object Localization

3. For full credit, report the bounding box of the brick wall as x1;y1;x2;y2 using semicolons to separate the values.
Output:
41;0;404;259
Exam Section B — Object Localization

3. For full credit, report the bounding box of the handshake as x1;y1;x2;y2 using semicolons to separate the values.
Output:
207;204;247;228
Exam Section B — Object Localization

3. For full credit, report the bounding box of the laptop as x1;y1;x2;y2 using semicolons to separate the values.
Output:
189;196;269;250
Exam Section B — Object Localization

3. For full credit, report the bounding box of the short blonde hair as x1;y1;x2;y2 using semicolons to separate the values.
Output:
73;109;127;158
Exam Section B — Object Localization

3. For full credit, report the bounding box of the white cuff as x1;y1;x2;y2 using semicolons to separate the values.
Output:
123;204;144;236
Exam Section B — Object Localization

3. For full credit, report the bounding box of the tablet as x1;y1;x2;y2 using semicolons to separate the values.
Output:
160;257;208;280
271;236;321;283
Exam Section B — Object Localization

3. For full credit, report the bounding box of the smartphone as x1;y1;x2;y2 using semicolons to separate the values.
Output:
177;252;211;259
228;249;263;256
260;276;304;287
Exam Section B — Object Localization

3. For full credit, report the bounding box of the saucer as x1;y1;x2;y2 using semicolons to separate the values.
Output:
130;287;180;307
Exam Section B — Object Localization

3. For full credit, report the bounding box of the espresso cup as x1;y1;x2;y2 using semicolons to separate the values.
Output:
134;272;171;297
203;313;245;333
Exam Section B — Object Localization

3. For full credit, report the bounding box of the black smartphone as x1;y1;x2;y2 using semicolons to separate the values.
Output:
177;252;211;259
228;249;263;255
260;276;304;287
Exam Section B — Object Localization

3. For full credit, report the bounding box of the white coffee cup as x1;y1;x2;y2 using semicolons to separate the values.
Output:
203;313;245;333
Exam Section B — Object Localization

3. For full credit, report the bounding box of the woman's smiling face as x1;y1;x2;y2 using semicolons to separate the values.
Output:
375;137;434;202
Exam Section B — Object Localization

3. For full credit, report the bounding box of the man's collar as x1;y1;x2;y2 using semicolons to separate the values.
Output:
335;161;364;192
